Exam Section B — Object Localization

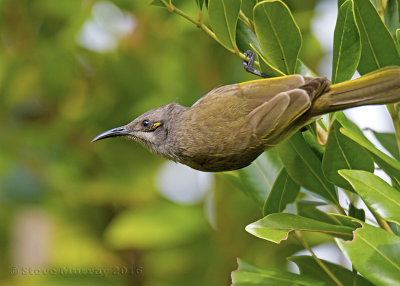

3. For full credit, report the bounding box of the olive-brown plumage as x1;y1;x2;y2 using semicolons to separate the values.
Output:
92;66;400;172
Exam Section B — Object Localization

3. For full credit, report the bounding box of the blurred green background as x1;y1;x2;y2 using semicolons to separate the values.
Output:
0;0;326;285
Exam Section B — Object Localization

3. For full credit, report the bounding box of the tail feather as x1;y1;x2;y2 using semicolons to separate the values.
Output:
309;66;400;116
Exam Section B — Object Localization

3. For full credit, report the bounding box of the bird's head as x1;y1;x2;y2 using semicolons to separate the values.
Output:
91;103;185;156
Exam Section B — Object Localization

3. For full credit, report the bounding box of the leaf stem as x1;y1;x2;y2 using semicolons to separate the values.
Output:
198;9;203;23
358;195;395;233
368;207;395;234
295;231;344;286
335;203;347;216
376;217;395;234
239;10;254;32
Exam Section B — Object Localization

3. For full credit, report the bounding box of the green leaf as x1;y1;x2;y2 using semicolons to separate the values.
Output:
339;170;400;224
288;256;374;286
297;201;345;225
332;0;360;84
322;120;374;191
295;59;317;77
253;0;302;74
250;43;286;77
340;125;400;181
336;112;400;183
398;0;400;22
349;202;366;221
232;259;326;286
224;149;282;206
263;168;300;216
240;0;258;21
296;201;361;229
391;176;400;191
369;129;400;159
337;0;347;9
302;130;324;161
393;221;400;235
208;0;241;50
353;0;400;74
236;19;260;53
196;0;203;9
336;222;400;285
245;213;356;244
149;0;165;7
385;0;400;36
397;28;400;48
276;132;338;203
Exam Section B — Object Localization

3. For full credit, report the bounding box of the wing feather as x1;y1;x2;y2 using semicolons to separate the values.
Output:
248;89;311;139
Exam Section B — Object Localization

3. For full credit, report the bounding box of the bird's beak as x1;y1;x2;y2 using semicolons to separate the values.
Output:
91;126;131;142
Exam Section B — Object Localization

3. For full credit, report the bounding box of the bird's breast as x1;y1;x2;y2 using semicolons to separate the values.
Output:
172;105;264;171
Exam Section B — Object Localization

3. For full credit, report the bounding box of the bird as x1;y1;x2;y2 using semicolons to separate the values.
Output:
92;54;400;172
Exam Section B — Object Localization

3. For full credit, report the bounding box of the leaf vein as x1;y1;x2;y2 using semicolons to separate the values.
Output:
354;3;381;69
334;129;353;168
288;140;338;203
263;5;290;74
254;160;272;188
358;234;400;271
351;177;400;207
278;173;289;212
333;4;350;83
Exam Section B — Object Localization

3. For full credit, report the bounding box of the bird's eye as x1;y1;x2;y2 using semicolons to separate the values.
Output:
141;120;151;128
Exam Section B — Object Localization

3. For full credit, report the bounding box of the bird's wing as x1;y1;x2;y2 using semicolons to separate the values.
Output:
248;88;311;139
247;92;290;137
237;75;307;100
193;75;307;107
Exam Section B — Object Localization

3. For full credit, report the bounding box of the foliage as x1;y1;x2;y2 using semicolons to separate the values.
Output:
154;0;400;285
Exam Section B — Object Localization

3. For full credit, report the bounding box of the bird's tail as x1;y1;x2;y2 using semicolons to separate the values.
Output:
309;66;400;116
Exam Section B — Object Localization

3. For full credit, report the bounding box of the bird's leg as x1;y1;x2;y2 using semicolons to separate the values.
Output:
242;50;270;78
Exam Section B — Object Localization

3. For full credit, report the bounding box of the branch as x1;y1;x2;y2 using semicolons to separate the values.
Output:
158;0;262;68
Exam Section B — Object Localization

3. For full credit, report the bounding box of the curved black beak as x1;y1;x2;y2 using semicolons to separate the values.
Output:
91;126;131;142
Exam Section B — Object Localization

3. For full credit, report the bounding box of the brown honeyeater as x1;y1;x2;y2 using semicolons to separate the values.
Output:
92;61;400;172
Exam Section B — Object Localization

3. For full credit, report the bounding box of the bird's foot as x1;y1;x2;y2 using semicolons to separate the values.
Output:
242;50;270;78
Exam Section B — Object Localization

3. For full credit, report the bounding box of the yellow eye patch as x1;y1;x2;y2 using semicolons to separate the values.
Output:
151;122;163;130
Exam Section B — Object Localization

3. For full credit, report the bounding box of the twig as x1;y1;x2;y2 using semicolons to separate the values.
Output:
160;0;235;53
158;0;263;69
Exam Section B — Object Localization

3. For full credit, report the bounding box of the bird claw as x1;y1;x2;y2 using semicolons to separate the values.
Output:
242;50;270;78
